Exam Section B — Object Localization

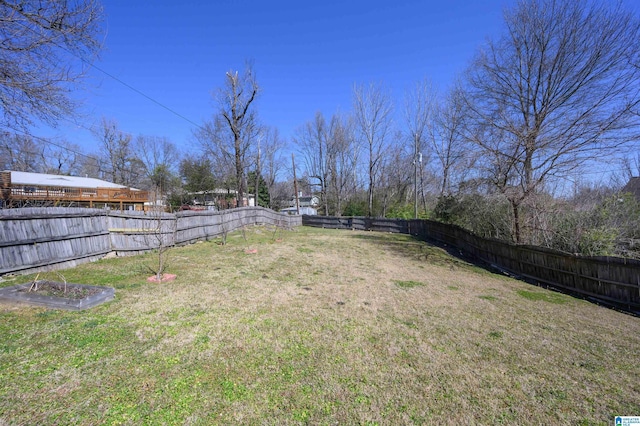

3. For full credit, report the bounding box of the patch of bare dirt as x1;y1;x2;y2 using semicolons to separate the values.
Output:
19;280;101;299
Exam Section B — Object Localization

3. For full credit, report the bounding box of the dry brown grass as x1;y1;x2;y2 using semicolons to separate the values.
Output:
0;225;639;424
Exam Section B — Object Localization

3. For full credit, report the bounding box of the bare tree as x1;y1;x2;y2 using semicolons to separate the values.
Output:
353;83;394;217
327;113;358;216
260;126;285;209
135;135;179;199
0;0;103;129
195;115;236;188
270;179;294;212
295;111;361;216
217;65;260;207
1;131;88;176
39;140;83;175
377;134;412;217
294;112;330;215
609;153;640;189
463;0;640;243
141;208;177;282
404;78;436;216
0;132;41;171
136;136;178;179
93;118;143;187
78;153;102;179
433;85;472;196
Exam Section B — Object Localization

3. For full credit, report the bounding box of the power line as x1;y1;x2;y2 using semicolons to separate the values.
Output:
3;129;136;181
5;128;101;164
13;18;206;133
80;60;205;130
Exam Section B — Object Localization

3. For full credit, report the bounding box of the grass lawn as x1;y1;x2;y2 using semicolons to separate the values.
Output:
1;225;639;425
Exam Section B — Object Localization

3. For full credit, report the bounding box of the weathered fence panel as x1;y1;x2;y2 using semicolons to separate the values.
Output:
303;215;640;312
0;207;301;275
108;210;178;255
0;208;110;275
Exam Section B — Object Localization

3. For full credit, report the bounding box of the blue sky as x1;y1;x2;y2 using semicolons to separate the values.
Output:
34;0;640;166
42;0;505;153
41;0;639;158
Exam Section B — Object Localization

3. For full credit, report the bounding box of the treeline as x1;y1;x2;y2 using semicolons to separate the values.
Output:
0;125;292;212
291;0;640;258
2;0;640;259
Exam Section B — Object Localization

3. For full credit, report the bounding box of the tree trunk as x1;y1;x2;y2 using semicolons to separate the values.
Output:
511;199;521;243
235;135;243;207
368;144;374;217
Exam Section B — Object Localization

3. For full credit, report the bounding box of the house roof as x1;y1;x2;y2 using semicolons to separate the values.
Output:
189;189;254;196
290;195;317;201
622;176;640;199
6;170;136;190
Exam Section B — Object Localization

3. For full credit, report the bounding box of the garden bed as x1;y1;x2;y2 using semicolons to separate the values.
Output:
0;280;114;310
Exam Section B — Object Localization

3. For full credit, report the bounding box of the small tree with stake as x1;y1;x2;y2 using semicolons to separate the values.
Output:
141;192;177;283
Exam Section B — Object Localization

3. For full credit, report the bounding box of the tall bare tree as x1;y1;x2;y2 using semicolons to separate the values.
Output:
353;83;394;217
295;112;361;216
0;0;103;129
260;126;285;209
295;112;330;214
327;113;358;216
195;116;235;185
433;85;471;196
377;133;412;217
135;135;179;191
217;65;260;207
404;78;436;216
463;0;640;242
93;118;142;186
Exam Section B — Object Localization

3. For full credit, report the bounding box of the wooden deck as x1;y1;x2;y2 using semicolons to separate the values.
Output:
1;182;149;210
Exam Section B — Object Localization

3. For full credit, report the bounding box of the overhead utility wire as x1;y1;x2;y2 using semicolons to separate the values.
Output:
81;60;205;130
14;19;205;132
6;128;139;179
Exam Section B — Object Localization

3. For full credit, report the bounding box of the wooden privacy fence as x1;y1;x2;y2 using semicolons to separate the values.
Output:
0;207;301;275
303;215;640;312
0;207;111;276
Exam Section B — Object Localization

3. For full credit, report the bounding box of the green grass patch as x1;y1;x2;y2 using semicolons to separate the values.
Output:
478;295;498;301
394;280;424;288
516;289;568;304
488;330;503;339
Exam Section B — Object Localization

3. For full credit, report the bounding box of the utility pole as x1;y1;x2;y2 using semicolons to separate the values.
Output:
414;134;419;219
292;153;300;215
255;137;261;207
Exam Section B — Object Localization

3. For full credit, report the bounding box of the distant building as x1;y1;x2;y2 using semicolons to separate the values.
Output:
280;206;317;215
288;193;319;208
187;189;255;210
1;170;149;210
621;177;640;201
280;193;319;215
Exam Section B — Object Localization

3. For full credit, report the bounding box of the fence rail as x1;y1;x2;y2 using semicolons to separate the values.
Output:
0;207;301;275
303;215;640;312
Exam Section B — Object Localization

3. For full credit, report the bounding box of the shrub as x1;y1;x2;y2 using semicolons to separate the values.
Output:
342;199;367;217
